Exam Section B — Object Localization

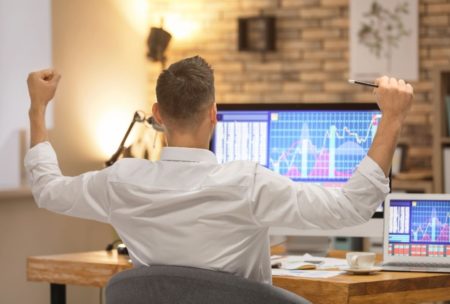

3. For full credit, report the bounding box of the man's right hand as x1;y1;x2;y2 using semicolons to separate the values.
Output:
27;69;61;111
367;76;414;176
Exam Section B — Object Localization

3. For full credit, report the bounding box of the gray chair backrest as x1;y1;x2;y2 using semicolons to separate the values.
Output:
106;265;311;304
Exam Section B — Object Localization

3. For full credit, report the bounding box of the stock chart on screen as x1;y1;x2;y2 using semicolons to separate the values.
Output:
268;111;380;183
212;107;381;186
388;200;450;257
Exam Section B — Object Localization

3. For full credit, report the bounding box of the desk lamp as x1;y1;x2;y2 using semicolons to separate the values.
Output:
105;111;164;167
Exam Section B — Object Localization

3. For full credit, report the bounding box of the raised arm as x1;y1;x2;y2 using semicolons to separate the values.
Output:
25;69;111;223
251;77;413;230
27;69;61;147
368;76;413;176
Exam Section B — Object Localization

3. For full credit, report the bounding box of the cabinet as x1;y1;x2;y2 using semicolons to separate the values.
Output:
432;66;450;193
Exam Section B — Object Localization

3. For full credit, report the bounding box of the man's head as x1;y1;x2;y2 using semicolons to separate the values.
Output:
154;56;216;136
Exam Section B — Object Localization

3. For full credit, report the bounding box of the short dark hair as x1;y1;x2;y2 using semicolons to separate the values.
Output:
156;56;215;126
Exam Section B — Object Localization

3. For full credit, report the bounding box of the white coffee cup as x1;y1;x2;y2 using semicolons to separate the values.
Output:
346;252;376;269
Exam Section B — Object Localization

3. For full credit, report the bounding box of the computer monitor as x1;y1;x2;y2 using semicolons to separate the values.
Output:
211;103;385;237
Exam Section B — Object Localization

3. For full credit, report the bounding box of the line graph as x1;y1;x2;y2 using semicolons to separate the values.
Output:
410;201;450;244
269;111;381;181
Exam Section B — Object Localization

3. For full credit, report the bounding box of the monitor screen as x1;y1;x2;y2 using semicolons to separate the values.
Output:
387;199;450;257
211;103;384;217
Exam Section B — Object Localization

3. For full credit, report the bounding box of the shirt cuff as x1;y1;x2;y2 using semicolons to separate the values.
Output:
24;141;58;170
356;156;390;195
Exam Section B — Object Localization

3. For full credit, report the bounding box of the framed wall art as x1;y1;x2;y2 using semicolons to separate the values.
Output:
350;0;418;81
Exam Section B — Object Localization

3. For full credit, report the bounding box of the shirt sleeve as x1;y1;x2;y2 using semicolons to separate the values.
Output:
249;156;390;229
24;142;112;223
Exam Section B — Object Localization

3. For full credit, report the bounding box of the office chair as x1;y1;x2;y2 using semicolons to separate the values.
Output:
106;265;311;304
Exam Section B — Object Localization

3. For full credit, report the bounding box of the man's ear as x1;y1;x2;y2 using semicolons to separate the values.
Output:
210;103;217;125
152;103;164;125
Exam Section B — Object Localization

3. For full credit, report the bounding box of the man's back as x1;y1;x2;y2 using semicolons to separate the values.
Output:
109;148;271;283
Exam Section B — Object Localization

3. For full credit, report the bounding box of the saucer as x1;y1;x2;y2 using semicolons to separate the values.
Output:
341;266;382;274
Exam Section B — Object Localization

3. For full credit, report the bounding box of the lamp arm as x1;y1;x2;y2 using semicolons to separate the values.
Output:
104;111;141;167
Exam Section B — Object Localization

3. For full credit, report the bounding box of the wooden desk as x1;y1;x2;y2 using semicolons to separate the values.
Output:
28;251;132;304
27;251;450;304
273;272;450;304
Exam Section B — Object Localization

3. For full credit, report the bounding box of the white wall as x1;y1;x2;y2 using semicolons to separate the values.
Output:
0;0;52;189
0;0;150;303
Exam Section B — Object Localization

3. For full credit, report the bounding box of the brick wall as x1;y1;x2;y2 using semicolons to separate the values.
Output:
148;0;450;171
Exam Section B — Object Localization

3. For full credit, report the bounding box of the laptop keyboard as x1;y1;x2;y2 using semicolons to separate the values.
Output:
384;262;450;268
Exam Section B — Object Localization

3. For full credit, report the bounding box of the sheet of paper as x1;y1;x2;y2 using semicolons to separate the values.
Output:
271;254;348;270
272;269;344;278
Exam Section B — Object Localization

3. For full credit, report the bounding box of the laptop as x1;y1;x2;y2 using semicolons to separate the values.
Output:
381;193;450;273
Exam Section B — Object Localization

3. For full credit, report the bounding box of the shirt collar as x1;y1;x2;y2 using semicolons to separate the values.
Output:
160;147;218;164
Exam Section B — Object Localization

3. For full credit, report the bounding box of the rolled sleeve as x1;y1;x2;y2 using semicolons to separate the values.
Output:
25;142;60;173
355;156;390;195
24;142;112;223
341;156;390;221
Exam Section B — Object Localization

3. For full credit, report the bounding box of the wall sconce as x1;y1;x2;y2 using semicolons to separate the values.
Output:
238;16;276;53
147;26;172;68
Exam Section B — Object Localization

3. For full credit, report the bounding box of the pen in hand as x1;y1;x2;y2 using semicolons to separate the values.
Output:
348;79;379;88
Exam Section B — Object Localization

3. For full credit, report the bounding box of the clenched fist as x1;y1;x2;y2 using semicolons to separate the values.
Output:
374;76;414;123
27;69;61;110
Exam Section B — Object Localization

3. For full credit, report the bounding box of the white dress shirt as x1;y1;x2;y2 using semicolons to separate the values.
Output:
25;142;389;284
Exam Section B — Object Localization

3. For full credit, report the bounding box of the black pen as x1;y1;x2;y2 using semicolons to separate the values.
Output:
348;79;379;88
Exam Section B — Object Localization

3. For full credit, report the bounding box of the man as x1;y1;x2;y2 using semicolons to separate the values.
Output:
25;56;413;284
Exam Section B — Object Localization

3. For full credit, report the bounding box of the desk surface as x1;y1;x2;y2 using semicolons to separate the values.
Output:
27;251;132;287
27;251;450;304
273;271;450;304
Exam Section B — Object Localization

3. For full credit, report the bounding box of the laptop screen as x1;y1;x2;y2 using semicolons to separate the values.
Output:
388;199;450;257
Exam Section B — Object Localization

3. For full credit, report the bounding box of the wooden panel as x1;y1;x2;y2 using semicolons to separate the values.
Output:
432;66;450;193
391;178;434;193
349;287;450;304
0;187;31;201
345;272;450;296
27;251;132;287
270;244;286;255
273;276;350;304
274;270;450;304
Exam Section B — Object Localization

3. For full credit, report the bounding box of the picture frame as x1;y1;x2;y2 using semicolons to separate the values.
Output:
238;16;276;52
350;0;418;81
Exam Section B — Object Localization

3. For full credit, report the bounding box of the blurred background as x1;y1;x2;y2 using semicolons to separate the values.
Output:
1;0;449;303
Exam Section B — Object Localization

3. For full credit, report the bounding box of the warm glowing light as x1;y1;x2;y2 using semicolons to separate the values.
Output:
112;0;150;37
95;110;139;159
164;13;200;40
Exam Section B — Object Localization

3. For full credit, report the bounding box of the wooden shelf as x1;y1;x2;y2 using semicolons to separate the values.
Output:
0;187;32;201
394;170;432;181
392;178;433;193
432;66;450;193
